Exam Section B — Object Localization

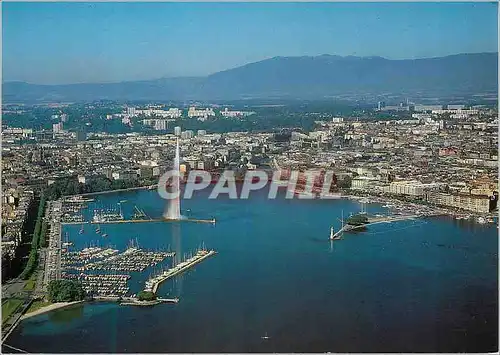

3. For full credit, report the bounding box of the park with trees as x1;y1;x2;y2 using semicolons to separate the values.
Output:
47;280;85;303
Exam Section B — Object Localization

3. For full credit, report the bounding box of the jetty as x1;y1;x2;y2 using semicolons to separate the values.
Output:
119;297;179;306
330;213;421;239
145;249;217;294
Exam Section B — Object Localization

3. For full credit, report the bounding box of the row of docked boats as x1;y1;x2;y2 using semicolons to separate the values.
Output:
82;248;174;272
63;273;130;297
62;247;120;267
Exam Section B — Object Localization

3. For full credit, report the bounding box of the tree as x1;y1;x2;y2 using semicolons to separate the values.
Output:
137;291;156;301
346;214;368;226
47;280;85;302
40;221;49;248
337;176;352;189
20;194;46;280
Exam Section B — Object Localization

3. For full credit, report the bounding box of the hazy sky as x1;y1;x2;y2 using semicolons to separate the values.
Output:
3;2;498;84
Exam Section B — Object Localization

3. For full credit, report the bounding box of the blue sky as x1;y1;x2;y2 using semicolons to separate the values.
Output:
2;2;498;84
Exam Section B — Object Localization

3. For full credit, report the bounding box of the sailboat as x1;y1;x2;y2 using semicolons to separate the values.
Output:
79;222;84;234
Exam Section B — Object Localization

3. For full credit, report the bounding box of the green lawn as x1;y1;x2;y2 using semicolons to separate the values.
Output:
23;274;37;291
2;298;24;323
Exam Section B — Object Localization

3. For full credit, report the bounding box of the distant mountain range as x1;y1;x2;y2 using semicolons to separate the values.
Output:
3;53;497;103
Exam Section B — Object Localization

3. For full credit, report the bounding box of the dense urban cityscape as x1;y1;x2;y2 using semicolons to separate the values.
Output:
3;101;498;279
2;99;499;353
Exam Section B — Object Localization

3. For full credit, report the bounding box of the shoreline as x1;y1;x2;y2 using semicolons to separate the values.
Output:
343;194;497;221
62;184;494;222
18;298;178;322
19;296;180;321
20;300;84;320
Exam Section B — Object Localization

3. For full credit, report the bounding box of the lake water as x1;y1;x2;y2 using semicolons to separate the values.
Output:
4;188;498;352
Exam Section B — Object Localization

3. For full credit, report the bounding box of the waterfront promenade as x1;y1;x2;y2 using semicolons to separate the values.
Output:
62;217;216;225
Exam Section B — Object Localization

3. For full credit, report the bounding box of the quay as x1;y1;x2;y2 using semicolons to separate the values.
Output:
145;249;217;294
61;217;216;226
62;217;217;225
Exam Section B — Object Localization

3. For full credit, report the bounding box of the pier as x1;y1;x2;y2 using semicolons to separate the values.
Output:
119;297;179;306
330;214;421;239
145;249;217;294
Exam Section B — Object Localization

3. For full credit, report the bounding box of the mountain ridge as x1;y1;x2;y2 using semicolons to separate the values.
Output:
3;52;497;102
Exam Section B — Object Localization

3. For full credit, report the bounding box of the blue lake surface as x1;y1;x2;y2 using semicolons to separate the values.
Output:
5;189;498;352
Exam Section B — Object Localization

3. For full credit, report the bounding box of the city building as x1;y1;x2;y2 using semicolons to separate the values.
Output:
52;122;63;134
447;104;465;110
126;107;137;116
154;119;167;131
414;105;443;112
181;130;194;139
387;181;441;197
220;108;255;118
188;107;215;119
427;193;491;213
135;108;182;118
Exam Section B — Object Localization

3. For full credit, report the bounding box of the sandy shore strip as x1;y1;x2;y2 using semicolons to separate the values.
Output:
21;301;84;320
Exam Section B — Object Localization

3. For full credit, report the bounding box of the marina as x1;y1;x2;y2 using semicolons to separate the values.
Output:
4;187;497;353
61;241;176;296
49;169;217;303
